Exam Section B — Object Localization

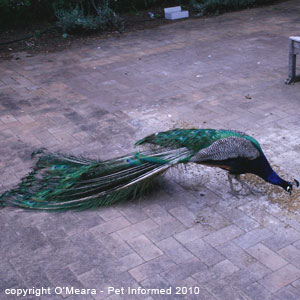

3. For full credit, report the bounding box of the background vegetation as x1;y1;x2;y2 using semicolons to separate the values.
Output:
0;0;277;31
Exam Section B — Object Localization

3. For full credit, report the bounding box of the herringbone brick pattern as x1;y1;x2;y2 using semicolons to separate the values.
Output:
1;0;300;299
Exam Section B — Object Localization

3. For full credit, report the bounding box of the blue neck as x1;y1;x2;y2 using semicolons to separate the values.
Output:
253;155;288;189
266;171;285;186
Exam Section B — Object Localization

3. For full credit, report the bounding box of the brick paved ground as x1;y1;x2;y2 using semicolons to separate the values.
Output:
1;1;300;299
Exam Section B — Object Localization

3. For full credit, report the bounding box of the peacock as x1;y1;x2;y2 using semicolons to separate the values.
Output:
0;128;298;211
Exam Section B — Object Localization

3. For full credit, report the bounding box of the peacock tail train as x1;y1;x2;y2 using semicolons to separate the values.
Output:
0;145;193;211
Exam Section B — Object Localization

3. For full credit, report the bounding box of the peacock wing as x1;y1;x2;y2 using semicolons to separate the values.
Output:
189;136;260;163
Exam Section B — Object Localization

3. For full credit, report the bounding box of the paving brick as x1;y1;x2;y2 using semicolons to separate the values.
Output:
116;218;159;241
242;282;278;300
246;243;287;271
160;258;206;286
169;206;197;227
0;260;24;290
32;130;60;147
91;216;130;235
195;206;232;230
95;208;121;224
292;277;300;290
78;269;111;300
225;261;271;290
214;204;259;232
274;284;300;300
0;223;36;259
0;168;19;188
9;244;55;274
232;228;273;249
174;224;214;244
118;203;149;224
259;264;300;293
141;274;182;300
204;224;244;247
0;115;17;124
159;189;197;211
71;210;104;231
48;212;100;236
193;259;239;284
127;235;163;261
292;239;300;251
117;253;145;272
94;232;133;258
16;114;35;124
283;218;300;233
142;204;175;225
238;202;287;231
46;267;85;298
109;271;140;292
67;244;114;276
206;278;249;300
216;242;256;268
145;218;186;243
129;256;176;282
185;238;225;266
262;228;300;251
156;237;195;263
175;276;198;289
278;245;300;269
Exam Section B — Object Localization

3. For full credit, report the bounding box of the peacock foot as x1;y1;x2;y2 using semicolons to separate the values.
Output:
228;174;261;197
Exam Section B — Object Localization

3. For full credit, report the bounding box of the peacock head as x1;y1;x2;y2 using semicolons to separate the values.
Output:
267;171;299;195
285;179;299;195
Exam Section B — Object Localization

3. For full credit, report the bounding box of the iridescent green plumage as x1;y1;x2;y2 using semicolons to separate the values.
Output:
136;128;262;153
0;128;296;210
0;145;193;210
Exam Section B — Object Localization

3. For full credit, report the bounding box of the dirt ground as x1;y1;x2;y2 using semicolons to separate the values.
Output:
0;8;191;61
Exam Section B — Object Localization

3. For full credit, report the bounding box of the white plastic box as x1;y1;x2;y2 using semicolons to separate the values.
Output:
164;6;189;20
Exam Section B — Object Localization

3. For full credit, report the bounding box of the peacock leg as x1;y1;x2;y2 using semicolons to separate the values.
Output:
227;173;239;196
234;175;261;195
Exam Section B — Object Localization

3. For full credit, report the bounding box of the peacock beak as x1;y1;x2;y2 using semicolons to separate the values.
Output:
287;179;299;195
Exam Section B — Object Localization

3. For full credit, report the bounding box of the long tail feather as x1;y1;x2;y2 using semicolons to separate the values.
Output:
0;147;193;211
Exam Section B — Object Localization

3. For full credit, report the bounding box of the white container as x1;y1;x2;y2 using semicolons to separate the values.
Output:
164;6;189;20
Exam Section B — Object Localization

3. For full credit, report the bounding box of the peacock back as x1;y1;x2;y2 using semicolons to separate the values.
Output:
135;128;262;154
